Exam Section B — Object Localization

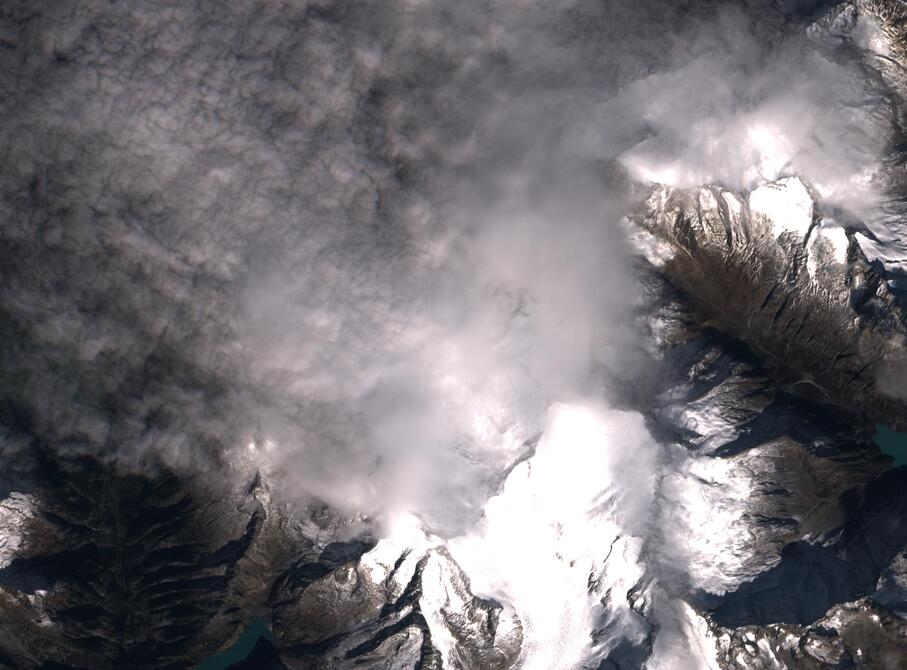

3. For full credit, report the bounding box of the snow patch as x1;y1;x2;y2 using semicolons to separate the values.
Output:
647;600;722;670
807;219;849;280
0;492;35;568
659;450;758;595
749;177;814;240
360;512;437;591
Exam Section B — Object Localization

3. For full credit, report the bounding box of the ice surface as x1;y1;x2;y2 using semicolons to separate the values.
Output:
749;177;814;240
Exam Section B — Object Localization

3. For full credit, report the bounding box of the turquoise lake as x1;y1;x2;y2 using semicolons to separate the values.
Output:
874;423;907;467
196;619;271;670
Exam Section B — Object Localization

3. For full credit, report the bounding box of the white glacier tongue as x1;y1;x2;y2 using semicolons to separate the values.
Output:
748;177;814;241
446;403;657;669
375;398;764;669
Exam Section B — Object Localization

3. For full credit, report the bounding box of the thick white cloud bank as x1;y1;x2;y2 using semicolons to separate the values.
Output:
241;166;637;534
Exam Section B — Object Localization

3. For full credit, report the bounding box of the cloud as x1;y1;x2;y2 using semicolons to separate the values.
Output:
4;1;905;667
1;0;901;647
2;0;898;528
0;0;660;533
